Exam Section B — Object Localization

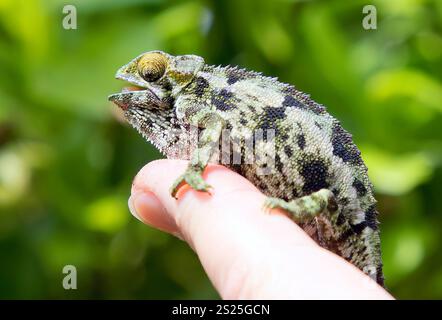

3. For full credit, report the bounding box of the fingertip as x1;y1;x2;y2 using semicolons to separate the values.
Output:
129;190;180;235
128;195;143;222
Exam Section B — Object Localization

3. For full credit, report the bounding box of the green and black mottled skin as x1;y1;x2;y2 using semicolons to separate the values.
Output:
109;51;384;285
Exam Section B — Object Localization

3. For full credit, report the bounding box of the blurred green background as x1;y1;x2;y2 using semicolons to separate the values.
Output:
0;0;441;299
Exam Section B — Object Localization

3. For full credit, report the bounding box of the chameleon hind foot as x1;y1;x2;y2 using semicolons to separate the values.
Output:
170;167;212;198
264;189;338;223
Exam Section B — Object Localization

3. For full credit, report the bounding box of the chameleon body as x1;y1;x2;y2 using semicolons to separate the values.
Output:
109;51;384;285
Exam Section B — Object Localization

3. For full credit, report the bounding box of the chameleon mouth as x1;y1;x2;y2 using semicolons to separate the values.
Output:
121;85;145;93
108;69;164;109
108;84;163;110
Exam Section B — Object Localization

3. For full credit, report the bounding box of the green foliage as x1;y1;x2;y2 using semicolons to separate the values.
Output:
0;0;441;299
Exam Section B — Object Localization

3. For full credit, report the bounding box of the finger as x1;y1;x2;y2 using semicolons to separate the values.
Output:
128;190;180;236
130;159;317;246
130;159;393;299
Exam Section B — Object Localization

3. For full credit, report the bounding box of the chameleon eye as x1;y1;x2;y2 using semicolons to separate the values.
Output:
137;52;168;82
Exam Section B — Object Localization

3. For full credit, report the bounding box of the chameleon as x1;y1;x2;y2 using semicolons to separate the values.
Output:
108;51;384;285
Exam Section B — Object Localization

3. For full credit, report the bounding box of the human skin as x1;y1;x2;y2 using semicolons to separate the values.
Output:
129;159;394;300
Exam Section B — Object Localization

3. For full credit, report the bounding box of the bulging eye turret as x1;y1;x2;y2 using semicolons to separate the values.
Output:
137;52;168;82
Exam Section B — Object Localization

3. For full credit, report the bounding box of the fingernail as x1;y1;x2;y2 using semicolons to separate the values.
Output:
128;190;180;235
128;194;143;222
129;191;163;223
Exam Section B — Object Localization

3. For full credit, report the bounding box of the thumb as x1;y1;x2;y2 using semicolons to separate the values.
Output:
128;159;392;299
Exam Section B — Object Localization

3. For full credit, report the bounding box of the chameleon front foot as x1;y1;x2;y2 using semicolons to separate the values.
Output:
264;189;337;223
170;168;212;198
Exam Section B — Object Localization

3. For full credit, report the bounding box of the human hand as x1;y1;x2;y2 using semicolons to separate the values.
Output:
129;159;393;300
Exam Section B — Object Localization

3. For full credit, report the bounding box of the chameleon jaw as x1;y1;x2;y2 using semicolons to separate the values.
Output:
108;72;166;110
108;87;164;110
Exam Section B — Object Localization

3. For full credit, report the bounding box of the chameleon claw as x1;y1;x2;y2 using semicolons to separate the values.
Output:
262;197;281;214
170;171;212;199
170;174;187;199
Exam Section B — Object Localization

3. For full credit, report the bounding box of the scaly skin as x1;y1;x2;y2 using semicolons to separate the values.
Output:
109;51;384;285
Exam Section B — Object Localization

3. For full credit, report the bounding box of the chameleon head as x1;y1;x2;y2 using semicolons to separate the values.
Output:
108;50;204;110
108;51;205;157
